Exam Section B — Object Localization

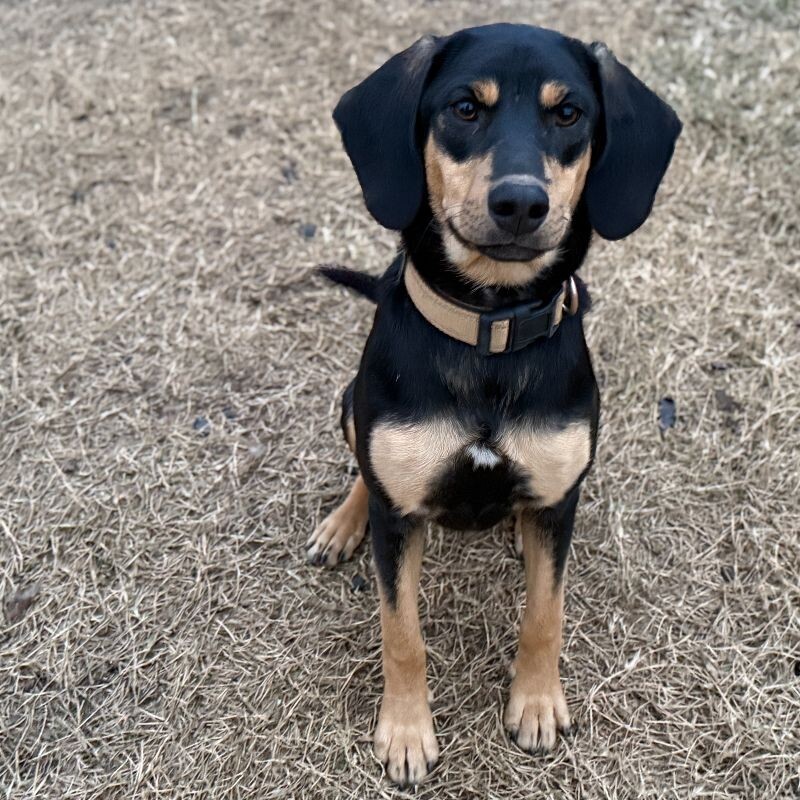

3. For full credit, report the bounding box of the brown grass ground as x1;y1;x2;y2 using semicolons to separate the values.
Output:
1;1;798;798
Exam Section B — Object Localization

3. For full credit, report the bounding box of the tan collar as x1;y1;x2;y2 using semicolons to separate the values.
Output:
403;257;579;355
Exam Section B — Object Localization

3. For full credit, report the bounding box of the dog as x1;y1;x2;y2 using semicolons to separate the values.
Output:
307;23;681;786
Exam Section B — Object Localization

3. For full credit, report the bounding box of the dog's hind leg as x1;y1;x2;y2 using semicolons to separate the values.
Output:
307;381;369;567
307;475;369;567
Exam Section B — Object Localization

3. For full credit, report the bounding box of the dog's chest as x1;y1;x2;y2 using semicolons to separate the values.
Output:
369;414;591;525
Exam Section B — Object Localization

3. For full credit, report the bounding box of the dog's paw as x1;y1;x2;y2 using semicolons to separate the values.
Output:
374;699;438;786
504;677;571;753
307;483;368;568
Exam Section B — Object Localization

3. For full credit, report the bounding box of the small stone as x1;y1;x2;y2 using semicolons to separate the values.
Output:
351;574;367;592
281;162;298;183
6;583;40;624
299;223;316;239
714;389;741;414
658;397;676;433
222;405;237;420
192;416;210;436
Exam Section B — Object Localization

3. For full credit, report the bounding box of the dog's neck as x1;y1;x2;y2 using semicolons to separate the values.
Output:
401;202;593;309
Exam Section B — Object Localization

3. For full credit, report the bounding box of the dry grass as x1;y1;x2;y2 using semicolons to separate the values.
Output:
1;1;799;798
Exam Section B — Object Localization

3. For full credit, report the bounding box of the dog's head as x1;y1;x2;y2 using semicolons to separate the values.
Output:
334;24;682;286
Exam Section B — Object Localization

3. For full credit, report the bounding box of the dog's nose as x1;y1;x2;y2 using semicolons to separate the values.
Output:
488;181;549;235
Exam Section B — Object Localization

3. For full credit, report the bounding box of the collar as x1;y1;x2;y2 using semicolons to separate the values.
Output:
402;255;579;355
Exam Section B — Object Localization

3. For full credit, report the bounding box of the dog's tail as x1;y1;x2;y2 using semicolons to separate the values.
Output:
317;264;379;303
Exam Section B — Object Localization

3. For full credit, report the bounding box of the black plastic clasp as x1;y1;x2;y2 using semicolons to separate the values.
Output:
475;290;562;356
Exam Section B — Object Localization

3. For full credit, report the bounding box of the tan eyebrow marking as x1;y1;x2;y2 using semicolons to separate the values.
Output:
539;80;569;109
471;79;500;107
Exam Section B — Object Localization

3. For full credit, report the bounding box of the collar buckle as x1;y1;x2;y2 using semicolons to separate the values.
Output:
475;286;565;356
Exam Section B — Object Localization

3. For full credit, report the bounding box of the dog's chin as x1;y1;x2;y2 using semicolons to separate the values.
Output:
475;243;547;263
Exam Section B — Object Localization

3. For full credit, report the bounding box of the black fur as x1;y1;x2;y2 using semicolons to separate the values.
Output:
584;44;683;240
333;36;448;230
319;265;379;302
369;493;416;606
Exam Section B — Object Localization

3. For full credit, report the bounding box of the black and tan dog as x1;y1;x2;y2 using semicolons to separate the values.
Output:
307;23;680;786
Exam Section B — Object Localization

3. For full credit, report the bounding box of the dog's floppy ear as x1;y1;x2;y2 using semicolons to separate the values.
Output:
584;43;682;241
333;36;446;230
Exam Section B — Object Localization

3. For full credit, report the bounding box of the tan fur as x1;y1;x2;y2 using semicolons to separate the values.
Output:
500;422;591;507
544;146;592;214
424;135;492;220
472;78;500;107
424;135;558;287
539;80;569;109
344;415;356;453
306;475;369;566
504;511;571;750
370;417;468;515
446;244;559;287
374;528;438;784
377;528;426;695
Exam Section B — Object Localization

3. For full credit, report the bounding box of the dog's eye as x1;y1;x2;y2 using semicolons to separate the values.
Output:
452;99;479;121
554;103;581;127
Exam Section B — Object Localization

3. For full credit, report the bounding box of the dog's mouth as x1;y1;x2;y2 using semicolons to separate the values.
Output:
475;242;546;262
446;220;548;263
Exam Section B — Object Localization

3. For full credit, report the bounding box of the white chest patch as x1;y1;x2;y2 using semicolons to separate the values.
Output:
466;443;502;469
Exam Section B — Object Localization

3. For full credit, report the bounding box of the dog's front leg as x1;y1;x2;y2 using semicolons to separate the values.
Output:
505;496;577;753
370;495;437;786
